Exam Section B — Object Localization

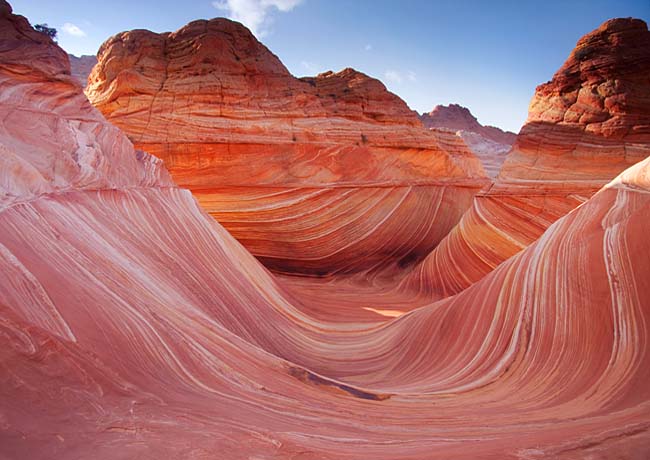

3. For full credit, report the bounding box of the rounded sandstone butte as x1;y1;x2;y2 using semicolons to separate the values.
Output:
300;67;423;125
86;16;485;184
85;16;487;275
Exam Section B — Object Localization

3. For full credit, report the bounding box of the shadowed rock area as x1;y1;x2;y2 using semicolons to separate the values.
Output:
67;53;97;86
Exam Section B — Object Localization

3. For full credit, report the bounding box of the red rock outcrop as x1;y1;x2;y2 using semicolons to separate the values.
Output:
421;103;517;144
420;104;516;177
85;19;487;275
402;17;650;299
2;3;650;457
67;53;97;86
503;17;650;180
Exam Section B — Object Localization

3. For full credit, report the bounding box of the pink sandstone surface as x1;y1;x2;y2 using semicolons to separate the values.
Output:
1;2;650;458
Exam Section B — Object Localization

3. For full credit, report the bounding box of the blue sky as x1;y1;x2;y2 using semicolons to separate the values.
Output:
11;0;650;132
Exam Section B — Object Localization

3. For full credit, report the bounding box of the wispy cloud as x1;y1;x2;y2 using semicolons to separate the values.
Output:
61;22;86;37
364;44;372;51
301;60;319;73
384;69;417;85
384;70;403;84
213;0;303;37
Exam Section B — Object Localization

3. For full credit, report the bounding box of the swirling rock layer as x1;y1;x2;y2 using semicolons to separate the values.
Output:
193;184;478;275
2;4;650;459
0;13;171;210
86;18;486;274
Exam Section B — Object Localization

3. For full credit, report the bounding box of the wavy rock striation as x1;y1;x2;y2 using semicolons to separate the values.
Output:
402;18;650;299
85;18;487;275
2;4;650;458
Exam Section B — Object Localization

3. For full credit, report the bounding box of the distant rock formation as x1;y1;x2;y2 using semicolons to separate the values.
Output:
67;53;97;86
86;18;488;275
420;104;516;177
455;130;511;177
420;103;516;144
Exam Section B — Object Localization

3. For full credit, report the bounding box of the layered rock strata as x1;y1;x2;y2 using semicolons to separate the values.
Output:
86;19;486;274
1;4;650;458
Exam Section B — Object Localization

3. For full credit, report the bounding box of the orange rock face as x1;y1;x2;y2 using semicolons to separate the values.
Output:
2;4;650;458
402;17;650;298
86;18;487;275
504;17;650;181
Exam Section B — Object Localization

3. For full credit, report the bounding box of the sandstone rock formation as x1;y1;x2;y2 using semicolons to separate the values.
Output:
85;19;487;275
421;103;516;144
455;129;512;177
402;17;650;299
2;3;650;458
420;104;516;177
67;53;97;86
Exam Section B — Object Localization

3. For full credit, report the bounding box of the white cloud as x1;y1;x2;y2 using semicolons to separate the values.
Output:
301;60;319;73
384;70;417;85
213;0;302;37
364;44;372;51
61;22;86;37
384;70;403;84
